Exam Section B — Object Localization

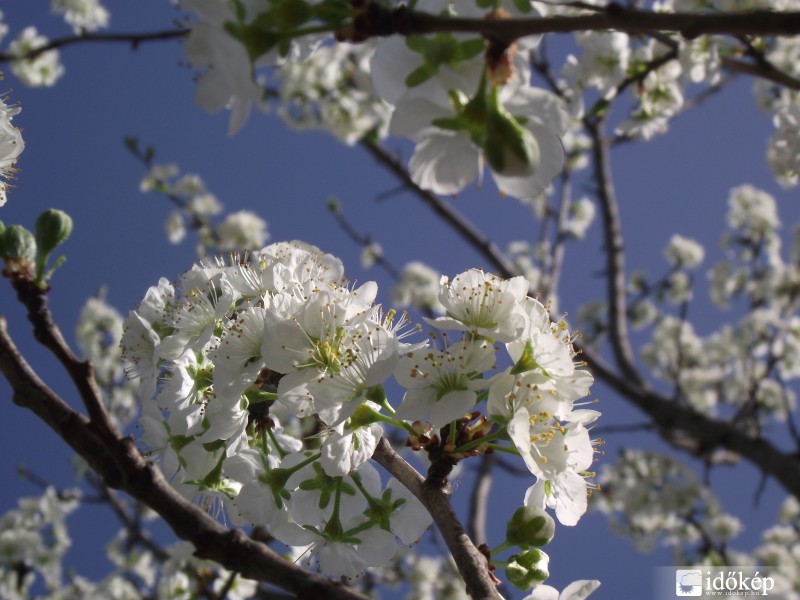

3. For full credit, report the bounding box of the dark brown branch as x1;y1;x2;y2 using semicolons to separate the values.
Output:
356;6;800;42
579;344;800;499
0;29;188;63
372;438;502;600
721;56;800;91
0;314;369;600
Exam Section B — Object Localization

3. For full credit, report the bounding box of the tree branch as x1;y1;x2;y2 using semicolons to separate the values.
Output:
372;437;502;600
585;119;645;388
355;5;800;42
0;29;187;63
361;140;518;277
579;344;800;499
467;454;494;547
11;278;119;438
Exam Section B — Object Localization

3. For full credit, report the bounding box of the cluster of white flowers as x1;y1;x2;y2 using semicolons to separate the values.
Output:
595;450;742;555
628;184;799;421
276;41;391;145
664;234;704;270
51;0;109;34
371;1;567;200
8;27;64;88
0;487;80;598
139;162;269;254
120;241;599;582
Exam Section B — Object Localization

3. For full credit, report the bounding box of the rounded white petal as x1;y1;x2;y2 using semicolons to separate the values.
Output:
409;133;480;196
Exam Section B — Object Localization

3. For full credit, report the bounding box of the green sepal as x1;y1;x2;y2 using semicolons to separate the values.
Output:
509;340;542;376
505;549;550;590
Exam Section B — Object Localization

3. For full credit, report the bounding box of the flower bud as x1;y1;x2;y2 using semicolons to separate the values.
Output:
35;209;73;258
0;224;36;261
506;505;556;548
0;224;36;277
484;99;539;177
506;548;550;590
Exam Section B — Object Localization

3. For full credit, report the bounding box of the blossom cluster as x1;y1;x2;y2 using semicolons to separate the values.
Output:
120;240;598;583
0;487;79;598
609;184;798;422
138;160;269;255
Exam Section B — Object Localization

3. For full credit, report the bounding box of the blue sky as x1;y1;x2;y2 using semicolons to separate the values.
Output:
0;2;798;599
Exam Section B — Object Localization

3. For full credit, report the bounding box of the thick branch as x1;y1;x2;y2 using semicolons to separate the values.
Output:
359;6;800;41
372;438;502;600
580;344;800;499
0;314;368;600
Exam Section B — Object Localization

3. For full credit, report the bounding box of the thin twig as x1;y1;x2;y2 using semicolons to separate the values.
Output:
584;118;645;388
0;29;187;63
360;140;519;277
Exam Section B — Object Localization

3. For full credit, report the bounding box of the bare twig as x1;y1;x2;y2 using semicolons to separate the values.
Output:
0;29;187;63
585;118;645;388
11;278;119;439
360;140;518;277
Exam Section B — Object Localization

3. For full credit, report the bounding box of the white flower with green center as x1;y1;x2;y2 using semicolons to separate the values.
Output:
507;297;579;379
9;27;65;87
262;282;380;417
394;337;495;428
158;349;214;438
427;269;529;342
308;321;400;426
